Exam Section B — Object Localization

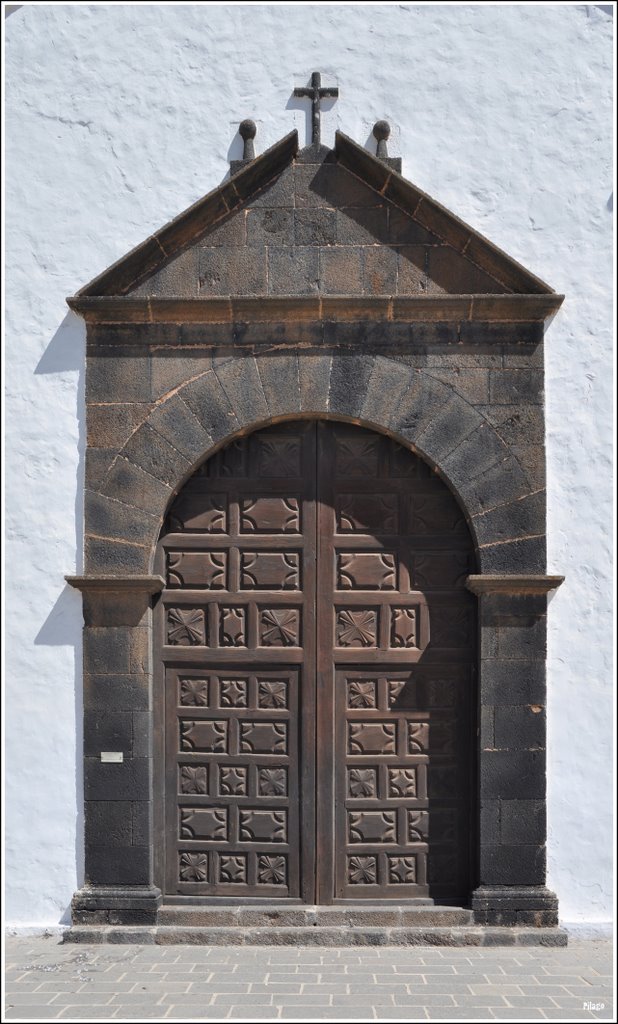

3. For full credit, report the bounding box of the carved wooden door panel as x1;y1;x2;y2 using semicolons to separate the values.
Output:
316;423;476;902
159;423;317;900
158;420;476;903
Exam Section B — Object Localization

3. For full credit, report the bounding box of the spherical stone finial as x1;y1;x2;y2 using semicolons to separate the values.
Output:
373;120;391;142
373;120;391;160
239;119;257;141
239;119;257;161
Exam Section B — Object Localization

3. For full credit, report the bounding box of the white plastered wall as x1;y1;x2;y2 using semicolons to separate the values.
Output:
4;3;613;930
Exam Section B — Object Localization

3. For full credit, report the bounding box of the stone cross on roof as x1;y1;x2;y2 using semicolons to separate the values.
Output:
294;71;339;145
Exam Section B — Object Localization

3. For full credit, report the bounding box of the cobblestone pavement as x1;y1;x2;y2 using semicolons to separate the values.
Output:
3;935;613;1021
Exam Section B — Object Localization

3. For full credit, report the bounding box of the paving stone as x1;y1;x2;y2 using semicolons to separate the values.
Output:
225;1008;278;1018
540;1011;598;1020
107;1009;171;1019
373;1012;429;1021
392;994;456;1006
4;937;612;1021
5;992;60;1005
213;992;274;1004
505;994;563;1006
424;1011;495;1020
279;1012;371;1021
467;984;524;995
48;992;115;1005
4;1008;64;1019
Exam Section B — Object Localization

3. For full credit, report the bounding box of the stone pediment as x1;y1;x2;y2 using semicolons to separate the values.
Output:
69;129;562;324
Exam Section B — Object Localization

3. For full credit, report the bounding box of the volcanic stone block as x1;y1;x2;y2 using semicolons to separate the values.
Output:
85;490;159;545
328;354;376;418
480;660;546;706
494;706;546;751
85;757;151;802
84;674;150;712
87;404;152;449
441;422;510;483
473;491;546;546
336;206;388;245
456;458;531;519
480;845;546;886
480;405;545;447
501;800;546;845
85;802;133;847
132;802;151;846
397;246;427;292
85;628;136;677
86;846;150;886
319;247;363;294
481;536;547;574
181;370;240;442
121;422;190;487
268;246;319;294
480;801;501;845
86;449;116;489
416;395;485;466
481;750;546;800
215;356;269;423
132;712;152;757
299;352;332;413
249;165;295;208
481;706;495;748
490;369;543;405
497;617;547;661
198;246;267;296
256;353;300;417
389;372;451;441
132;248;198;298
84;712;133;757
360;356;416;425
294;208;336;245
362;246;398;294
511;444;546;490
87;351;151;404
200;210;247;246
246;208;293;246
101;457;172;517
426;368;490;406
295;162;381;208
146;394;213;463
84;537;150;575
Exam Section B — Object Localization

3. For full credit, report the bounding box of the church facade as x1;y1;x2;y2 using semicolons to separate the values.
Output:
5;5;613;937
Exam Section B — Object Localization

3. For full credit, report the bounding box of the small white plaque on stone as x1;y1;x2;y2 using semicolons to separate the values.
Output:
100;751;123;763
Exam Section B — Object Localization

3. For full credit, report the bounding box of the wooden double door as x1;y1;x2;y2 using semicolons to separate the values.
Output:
157;420;476;903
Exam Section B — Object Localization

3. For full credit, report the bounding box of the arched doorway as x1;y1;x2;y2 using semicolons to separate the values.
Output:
154;420;477;905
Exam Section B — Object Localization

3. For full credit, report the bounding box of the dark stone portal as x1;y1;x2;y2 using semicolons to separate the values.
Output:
65;127;564;934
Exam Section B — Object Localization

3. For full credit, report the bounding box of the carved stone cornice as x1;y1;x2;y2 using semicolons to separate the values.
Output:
66;575;165;595
465;574;565;596
66;293;563;326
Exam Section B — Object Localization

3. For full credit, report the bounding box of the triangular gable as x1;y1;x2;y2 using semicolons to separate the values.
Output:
72;128;560;313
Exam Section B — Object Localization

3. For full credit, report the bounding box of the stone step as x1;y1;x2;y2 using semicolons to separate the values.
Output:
63;924;568;947
157;904;474;928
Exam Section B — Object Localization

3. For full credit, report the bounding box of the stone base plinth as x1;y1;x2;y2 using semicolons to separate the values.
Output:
472;886;559;927
71;885;162;926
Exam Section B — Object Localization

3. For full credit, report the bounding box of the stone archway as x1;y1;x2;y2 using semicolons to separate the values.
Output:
153;418;478;905
68;348;563;932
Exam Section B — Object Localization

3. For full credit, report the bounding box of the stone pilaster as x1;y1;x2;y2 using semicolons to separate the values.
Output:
467;575;563;925
66;575;165;925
